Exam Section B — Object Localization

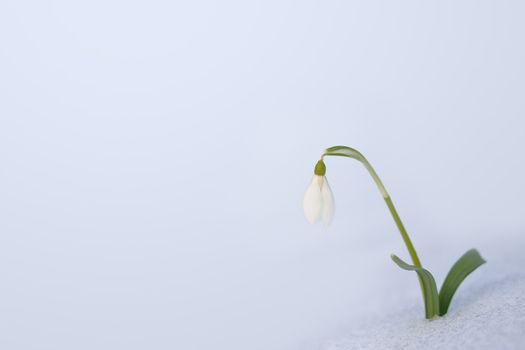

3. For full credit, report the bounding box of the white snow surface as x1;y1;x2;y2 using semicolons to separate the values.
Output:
322;275;525;350
317;236;525;350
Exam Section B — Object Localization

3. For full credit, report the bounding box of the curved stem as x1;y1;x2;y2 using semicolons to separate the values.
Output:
322;147;422;268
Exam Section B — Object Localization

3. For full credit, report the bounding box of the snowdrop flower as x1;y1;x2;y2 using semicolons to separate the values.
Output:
303;159;335;225
303;145;486;320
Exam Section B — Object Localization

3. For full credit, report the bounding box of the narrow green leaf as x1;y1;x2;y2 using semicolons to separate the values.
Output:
391;254;440;319
438;249;486;316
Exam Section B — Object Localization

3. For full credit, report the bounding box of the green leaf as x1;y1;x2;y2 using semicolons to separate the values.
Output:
391;254;440;319
438;249;486;316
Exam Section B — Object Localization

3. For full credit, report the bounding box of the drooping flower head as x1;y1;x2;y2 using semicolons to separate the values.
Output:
303;159;334;225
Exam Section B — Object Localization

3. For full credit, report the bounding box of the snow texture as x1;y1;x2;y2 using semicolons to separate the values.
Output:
320;255;525;350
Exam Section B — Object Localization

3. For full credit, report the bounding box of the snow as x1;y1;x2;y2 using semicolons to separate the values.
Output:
322;275;525;350
319;237;525;350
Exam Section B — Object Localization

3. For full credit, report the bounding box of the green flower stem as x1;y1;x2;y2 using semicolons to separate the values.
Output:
322;146;422;268
383;196;422;268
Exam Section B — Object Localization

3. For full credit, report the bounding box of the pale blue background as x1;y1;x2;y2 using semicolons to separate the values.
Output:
1;1;524;349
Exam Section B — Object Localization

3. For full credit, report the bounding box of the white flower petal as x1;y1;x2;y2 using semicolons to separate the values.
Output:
303;176;323;224
321;176;335;225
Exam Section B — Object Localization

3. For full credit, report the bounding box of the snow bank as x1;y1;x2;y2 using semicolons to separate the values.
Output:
322;274;525;350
